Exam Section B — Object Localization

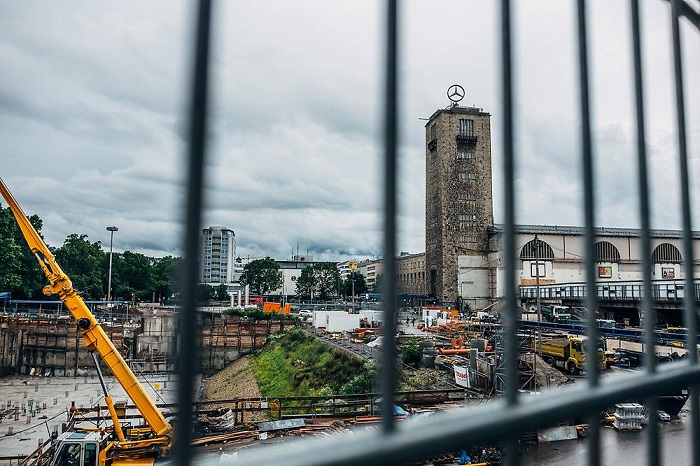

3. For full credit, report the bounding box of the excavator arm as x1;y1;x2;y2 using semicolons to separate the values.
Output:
0;178;172;448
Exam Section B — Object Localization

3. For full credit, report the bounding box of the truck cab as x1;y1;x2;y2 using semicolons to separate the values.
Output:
50;432;106;466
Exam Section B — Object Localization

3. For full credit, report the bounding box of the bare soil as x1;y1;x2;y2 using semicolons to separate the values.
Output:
200;356;269;422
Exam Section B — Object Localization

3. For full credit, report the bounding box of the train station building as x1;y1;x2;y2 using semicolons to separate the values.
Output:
424;99;700;323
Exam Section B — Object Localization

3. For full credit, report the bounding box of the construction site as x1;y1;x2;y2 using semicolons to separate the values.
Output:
0;309;293;377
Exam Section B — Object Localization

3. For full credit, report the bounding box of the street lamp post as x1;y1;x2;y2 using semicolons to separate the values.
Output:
349;261;358;312
107;226;118;302
534;235;542;357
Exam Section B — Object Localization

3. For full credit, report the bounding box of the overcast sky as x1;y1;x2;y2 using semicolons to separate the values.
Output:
1;1;698;262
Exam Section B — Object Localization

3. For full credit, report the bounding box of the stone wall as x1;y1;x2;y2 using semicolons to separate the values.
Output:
0;314;290;377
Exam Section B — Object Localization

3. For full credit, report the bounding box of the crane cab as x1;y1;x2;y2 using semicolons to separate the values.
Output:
50;432;106;466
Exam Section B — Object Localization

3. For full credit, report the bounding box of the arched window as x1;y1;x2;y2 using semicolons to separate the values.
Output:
652;243;682;263
520;239;555;260
595;241;620;262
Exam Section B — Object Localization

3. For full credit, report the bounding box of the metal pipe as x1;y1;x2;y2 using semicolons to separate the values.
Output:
670;1;699;464
175;0;213;465
106;226;118;301
380;0;399;435
576;1;601;464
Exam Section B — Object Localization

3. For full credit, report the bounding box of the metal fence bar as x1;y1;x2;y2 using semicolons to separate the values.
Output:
499;1;520;465
630;1;660;463
199;1;698;465
380;0;399;435
175;0;213;465
575;1;601;464
670;1;700;465
225;363;700;466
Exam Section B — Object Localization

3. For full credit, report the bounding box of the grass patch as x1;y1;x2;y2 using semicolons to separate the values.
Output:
250;328;376;397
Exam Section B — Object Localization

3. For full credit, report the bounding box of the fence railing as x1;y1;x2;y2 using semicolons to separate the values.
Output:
170;1;700;465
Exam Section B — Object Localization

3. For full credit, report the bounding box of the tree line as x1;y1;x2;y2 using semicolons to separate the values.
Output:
1;204;181;302
1;204;380;304
238;258;379;301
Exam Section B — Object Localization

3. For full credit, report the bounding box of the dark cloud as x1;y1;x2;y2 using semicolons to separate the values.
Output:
1;0;697;264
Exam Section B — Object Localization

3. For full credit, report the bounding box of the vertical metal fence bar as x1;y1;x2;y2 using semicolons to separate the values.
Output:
175;1;213;465
670;1;700;464
499;1;519;464
575;1;601;465
380;0;399;435
630;1;660;464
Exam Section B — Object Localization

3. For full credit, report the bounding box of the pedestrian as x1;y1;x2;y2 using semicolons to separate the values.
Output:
412;317;415;326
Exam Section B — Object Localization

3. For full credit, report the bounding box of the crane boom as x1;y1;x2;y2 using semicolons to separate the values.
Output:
0;178;172;443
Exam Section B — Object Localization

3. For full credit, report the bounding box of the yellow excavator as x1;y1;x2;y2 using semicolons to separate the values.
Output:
0;178;172;466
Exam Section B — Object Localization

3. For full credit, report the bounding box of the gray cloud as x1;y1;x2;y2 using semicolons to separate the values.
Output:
1;0;697;264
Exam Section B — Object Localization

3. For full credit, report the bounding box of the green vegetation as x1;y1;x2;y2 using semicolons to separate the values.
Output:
0;203;181;302
250;328;376;397
238;257;283;297
224;308;297;321
0;204;45;298
294;262;342;299
400;337;422;367
342;271;367;298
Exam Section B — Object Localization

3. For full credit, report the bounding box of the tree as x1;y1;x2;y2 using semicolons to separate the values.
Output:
0;205;22;291
343;271;367;298
0;204;46;299
294;266;317;299
113;251;155;301
152;256;182;303
294;262;340;300
197;284;215;303
315;262;340;300
214;284;230;302
54;234;105;300
239;257;282;297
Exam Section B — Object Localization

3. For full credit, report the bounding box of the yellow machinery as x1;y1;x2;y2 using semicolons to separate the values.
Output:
0;178;172;465
533;335;606;375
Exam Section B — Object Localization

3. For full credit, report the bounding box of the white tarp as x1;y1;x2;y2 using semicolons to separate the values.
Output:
453;365;470;388
326;312;362;332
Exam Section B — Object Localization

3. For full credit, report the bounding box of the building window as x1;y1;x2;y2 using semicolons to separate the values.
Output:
652;243;682;263
457;148;475;160
459;119;474;136
458;193;476;201
428;124;437;152
459;235;479;243
458;214;476;222
459;172;476;181
595;241;621;262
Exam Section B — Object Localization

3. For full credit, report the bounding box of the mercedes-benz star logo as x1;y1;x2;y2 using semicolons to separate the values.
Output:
447;84;465;103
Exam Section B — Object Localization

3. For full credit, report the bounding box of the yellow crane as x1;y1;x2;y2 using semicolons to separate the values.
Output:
0;178;172;466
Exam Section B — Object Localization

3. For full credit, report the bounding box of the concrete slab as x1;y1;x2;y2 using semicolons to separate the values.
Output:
0;373;177;458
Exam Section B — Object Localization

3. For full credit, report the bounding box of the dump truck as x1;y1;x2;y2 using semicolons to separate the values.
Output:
533;335;606;375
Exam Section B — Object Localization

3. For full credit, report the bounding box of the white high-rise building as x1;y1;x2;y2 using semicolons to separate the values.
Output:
200;226;236;285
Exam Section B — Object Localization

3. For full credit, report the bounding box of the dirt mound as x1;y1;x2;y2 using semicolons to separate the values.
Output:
202;356;262;400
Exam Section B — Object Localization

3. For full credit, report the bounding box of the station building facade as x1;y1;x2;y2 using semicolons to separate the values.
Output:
456;224;700;320
424;99;700;320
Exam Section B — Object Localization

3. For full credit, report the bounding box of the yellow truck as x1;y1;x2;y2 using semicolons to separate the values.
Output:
533;336;606;375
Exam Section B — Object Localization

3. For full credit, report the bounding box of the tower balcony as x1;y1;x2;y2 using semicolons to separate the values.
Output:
456;134;477;145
